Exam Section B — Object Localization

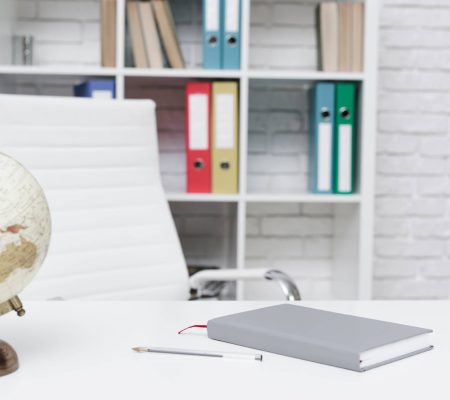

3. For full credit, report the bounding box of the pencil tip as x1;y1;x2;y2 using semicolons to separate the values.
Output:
132;347;146;353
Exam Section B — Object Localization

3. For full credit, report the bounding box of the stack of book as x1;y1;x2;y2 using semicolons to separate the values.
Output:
100;0;185;68
318;1;364;72
126;0;184;69
309;82;357;195
185;81;239;194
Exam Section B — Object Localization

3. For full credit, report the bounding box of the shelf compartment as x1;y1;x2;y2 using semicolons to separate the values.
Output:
249;0;319;72
125;76;187;192
125;76;241;195
243;202;360;300
124;0;203;70
246;79;362;197
0;73;116;97
170;201;238;299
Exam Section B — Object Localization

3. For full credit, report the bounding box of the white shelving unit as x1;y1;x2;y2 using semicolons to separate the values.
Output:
0;0;379;300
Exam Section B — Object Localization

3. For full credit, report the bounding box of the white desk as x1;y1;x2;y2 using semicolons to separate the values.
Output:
0;301;447;400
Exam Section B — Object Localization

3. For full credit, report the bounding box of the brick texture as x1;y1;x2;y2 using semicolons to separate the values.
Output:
375;0;450;299
244;202;334;299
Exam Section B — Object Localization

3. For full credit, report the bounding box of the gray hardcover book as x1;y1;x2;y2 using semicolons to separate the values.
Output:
207;304;433;371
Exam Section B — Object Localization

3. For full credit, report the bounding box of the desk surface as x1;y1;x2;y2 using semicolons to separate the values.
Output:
0;301;447;400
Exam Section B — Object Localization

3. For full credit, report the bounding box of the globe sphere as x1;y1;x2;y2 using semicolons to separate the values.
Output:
0;153;51;305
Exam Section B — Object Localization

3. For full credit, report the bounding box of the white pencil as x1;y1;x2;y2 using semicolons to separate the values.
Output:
132;346;263;361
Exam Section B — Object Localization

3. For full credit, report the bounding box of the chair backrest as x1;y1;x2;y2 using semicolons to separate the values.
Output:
0;95;190;300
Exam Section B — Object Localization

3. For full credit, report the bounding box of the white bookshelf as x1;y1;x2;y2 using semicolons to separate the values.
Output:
0;0;379;301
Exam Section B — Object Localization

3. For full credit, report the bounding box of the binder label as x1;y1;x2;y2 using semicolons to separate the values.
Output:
317;122;332;192
225;0;239;32
188;94;209;150
215;93;235;149
338;124;352;192
205;0;220;31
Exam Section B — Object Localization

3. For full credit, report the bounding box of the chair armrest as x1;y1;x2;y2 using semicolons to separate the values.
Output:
189;268;301;301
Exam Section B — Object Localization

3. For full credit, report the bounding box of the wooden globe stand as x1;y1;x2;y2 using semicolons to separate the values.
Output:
0;340;18;377
0;296;26;377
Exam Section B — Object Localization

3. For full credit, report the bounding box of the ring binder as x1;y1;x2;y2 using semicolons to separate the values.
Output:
186;82;212;193
212;81;239;193
222;0;241;69
203;0;222;69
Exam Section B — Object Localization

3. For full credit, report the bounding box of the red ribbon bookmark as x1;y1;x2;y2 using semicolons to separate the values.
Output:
177;325;208;335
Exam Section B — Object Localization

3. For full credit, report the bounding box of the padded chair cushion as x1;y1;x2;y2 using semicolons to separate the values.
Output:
0;95;189;300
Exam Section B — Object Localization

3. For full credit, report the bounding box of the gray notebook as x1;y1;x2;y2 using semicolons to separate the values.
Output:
207;304;433;371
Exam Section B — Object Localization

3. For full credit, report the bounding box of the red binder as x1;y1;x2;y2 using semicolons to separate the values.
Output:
185;82;211;193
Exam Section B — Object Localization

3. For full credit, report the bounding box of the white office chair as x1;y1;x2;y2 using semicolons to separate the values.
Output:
0;94;300;301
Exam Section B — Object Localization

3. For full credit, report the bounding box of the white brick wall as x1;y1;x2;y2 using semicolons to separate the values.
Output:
248;80;310;193
170;202;237;269
125;77;187;192
245;202;334;300
250;0;318;70
14;0;100;66
10;0;450;299
375;0;450;299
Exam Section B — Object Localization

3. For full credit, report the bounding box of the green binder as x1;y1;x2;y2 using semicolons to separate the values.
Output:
333;83;356;194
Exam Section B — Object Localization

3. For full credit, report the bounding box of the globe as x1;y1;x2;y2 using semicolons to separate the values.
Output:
0;152;51;316
0;152;51;376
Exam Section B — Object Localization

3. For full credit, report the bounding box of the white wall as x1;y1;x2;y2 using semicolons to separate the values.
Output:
374;0;450;299
11;0;450;299
14;0;101;66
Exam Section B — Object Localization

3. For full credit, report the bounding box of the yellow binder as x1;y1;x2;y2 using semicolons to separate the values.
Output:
212;81;239;193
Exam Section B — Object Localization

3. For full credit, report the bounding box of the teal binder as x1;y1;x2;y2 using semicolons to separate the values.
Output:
333;83;356;194
203;0;222;69
222;0;241;69
310;83;335;193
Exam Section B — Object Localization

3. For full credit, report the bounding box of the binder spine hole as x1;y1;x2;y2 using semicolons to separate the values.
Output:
226;35;237;46
340;107;350;119
220;161;230;170
194;160;205;169
208;36;218;46
320;107;331;120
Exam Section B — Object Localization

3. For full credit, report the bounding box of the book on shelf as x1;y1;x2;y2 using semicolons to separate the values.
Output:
152;0;185;69
138;0;164;68
318;1;364;73
351;2;364;72
127;0;148;68
100;0;116;67
184;80;239;194
74;79;116;99
126;0;184;69
337;2;351;72
317;2;338;72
